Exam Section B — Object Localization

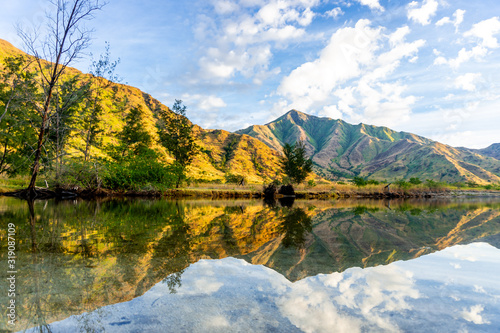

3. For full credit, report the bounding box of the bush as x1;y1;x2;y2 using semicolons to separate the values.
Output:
425;179;443;189
225;173;246;185
307;179;316;188
55;160;102;189
102;155;176;190
409;177;422;185
396;179;411;189
352;176;368;187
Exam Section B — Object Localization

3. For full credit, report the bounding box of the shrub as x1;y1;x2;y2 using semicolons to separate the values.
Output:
102;155;176;190
425;179;443;189
396;179;411;189
352;176;367;187
225;173;246;184
307;179;316;188
409;177;422;185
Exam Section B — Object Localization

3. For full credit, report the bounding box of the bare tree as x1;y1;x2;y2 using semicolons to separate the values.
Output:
17;0;106;198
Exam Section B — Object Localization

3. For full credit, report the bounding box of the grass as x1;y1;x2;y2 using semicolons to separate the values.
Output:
2;173;499;198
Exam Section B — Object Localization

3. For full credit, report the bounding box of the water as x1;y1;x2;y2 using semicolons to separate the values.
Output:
1;197;500;332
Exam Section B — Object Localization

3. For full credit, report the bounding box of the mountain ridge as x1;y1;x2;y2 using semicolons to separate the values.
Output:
237;110;500;183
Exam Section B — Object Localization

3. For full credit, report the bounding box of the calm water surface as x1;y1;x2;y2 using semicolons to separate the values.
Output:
1;196;500;332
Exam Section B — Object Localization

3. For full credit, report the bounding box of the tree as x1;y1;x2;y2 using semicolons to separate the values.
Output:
81;43;121;161
158;100;198;188
0;56;41;176
17;0;106;197
280;140;313;185
46;75;90;182
119;106;154;157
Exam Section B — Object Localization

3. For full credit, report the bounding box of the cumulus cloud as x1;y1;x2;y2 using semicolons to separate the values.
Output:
454;73;483;91
356;0;384;12
436;9;465;32
276;21;424;127
464;17;500;48
196;0;321;83
325;7;343;19
182;93;227;111
278;19;382;108
407;0;439;26
434;17;500;69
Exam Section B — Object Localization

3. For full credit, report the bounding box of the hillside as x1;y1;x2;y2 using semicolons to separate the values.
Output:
474;143;500;160
0;39;281;183
237;110;500;184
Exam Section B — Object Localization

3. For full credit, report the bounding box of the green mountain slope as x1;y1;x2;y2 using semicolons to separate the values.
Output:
237;110;500;183
474;143;500;160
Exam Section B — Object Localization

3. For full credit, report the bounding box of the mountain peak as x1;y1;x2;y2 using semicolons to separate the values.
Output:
280;109;312;125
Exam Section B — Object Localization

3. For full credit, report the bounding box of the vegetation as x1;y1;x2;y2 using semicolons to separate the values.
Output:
280;140;313;185
158;100;199;188
16;0;106;198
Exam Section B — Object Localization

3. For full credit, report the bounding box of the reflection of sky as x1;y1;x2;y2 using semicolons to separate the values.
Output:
27;243;500;333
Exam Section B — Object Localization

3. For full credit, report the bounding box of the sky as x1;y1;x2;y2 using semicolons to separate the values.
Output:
1;0;500;149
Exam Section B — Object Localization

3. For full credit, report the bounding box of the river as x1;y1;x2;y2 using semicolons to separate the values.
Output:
1;196;500;332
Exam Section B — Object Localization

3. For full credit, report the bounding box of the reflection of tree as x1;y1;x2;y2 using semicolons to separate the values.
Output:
279;207;312;249
278;197;295;208
23;200;52;333
134;202;190;295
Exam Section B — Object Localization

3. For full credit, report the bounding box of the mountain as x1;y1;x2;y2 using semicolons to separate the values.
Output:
0;39;281;183
3;37;498;185
237;110;500;183
475;143;500;160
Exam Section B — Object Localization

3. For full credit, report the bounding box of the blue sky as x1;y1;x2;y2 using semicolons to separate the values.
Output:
1;0;500;148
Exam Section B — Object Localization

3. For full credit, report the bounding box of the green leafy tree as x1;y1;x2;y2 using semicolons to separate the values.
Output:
280;140;313;185
409;177;422;185
119;106;155;157
46;75;90;182
17;0;106;197
352;176;367;186
0;56;39;175
158;100;198;188
81;43;121;161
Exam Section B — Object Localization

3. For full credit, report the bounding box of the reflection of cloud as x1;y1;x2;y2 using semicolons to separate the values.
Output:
34;244;500;333
462;305;490;325
277;265;419;333
278;282;363;333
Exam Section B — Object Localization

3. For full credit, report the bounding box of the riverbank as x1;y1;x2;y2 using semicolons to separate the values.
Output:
2;185;500;200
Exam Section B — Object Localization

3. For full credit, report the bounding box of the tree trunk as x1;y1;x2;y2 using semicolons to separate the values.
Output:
28;83;55;192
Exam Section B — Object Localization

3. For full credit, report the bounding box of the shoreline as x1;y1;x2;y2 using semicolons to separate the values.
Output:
2;186;500;200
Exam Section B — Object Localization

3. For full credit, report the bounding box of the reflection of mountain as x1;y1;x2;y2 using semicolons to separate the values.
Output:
1;198;500;330
27;244;500;333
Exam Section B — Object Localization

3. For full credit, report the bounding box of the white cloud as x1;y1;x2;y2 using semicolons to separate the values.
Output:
407;0;439;26
278;19;382;108
325;7;343;19
433;17;500;69
319;105;343;119
464;17;500;48
356;0;384;12
182;93;227;111
196;0;320;83
277;21;424;127
212;0;239;14
434;46;488;68
454;73;482;91
436;9;465;31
